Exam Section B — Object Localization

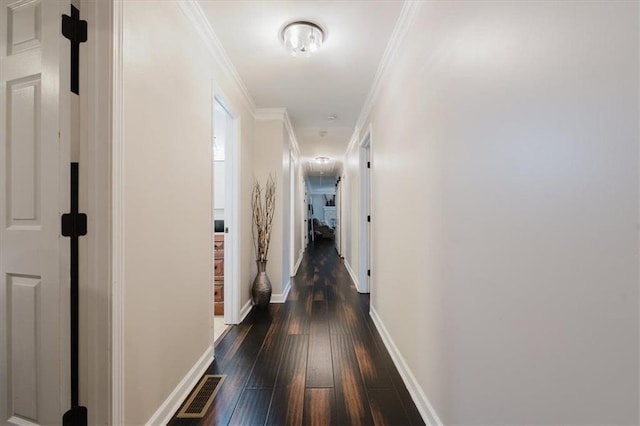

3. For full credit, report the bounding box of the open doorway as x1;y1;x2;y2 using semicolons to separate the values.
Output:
212;97;237;343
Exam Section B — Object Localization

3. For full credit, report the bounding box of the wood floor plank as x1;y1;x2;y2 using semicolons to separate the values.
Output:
340;302;395;390
197;318;271;425
306;301;333;388
303;388;337;426
331;333;374;425
228;388;272;426
246;304;292;389
288;286;311;335
368;387;414;426
266;334;309;425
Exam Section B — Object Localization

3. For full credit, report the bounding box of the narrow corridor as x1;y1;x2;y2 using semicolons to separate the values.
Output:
169;240;424;425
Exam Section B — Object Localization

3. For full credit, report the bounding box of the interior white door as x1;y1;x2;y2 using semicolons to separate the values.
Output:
1;1;71;424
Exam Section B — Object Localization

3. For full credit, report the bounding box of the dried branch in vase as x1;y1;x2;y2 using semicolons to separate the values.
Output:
251;175;276;263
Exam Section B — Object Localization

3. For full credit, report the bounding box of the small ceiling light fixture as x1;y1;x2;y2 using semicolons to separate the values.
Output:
315;156;330;164
281;21;324;57
327;114;338;121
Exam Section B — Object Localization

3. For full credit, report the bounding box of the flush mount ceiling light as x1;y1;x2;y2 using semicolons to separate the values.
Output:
315;156;330;164
281;21;324;57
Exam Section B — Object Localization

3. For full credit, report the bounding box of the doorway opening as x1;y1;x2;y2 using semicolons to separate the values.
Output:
212;97;238;344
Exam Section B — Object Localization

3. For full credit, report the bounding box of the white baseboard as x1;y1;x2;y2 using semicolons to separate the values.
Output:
344;259;360;291
8;417;38;426
239;299;252;323
270;278;291;303
370;307;442;426
145;345;214;426
294;250;304;275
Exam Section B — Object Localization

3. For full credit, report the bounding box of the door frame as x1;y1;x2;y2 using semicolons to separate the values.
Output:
335;176;342;257
289;150;297;277
358;127;372;294
81;0;114;424
111;0;125;423
212;91;241;327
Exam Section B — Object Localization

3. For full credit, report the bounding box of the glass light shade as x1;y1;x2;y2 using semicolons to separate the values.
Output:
315;156;330;164
282;21;324;57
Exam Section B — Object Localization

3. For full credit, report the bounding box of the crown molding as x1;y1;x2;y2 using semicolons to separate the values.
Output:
345;0;422;155
177;1;306;159
177;0;257;114
254;107;287;121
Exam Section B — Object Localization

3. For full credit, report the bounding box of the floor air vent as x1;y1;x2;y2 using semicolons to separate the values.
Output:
176;374;226;418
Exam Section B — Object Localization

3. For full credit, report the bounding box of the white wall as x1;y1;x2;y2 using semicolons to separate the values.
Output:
344;1;639;424
344;152;360;285
214;161;225;218
122;3;212;423
282;142;291;292
121;2;255;423
253;117;305;297
310;194;329;221
253;119;285;296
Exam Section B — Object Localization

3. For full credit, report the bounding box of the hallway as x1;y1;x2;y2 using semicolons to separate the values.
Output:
169;241;424;425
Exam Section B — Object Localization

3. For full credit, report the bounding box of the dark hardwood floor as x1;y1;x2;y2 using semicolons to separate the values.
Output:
168;240;424;426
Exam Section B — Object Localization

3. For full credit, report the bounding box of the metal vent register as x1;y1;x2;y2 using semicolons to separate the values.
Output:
176;375;226;418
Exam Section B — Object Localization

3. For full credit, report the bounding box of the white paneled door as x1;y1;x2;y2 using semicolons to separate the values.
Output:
1;1;71;425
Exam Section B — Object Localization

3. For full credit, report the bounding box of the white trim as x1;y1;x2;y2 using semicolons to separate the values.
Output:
111;1;125;424
283;111;302;158
7;417;39;426
637;3;640;420
270;279;291;303
344;259;360;292
82;0;113;424
346;0;422;156
213;94;241;327
145;346;214;426
289;150;296;277
176;0;256;114
294;250;304;275
359;131;371;294
239;299;253;323
254;107;286;121
228;105;242;325
370;307;442;426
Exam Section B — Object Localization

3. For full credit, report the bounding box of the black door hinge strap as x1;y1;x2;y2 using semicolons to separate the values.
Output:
62;5;87;95
61;163;87;412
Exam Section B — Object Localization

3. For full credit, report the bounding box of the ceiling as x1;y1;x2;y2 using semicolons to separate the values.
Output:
197;0;404;176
